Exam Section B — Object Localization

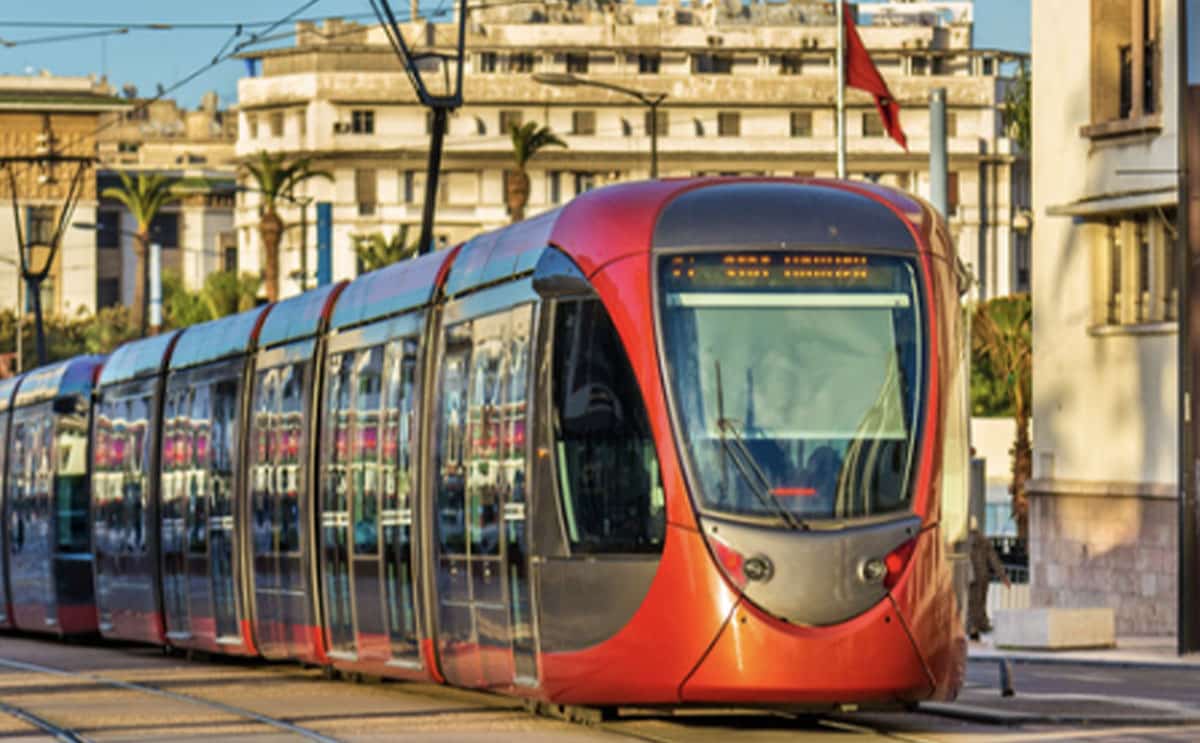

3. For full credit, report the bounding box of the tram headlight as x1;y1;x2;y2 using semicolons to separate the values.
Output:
859;557;887;584
743;555;773;583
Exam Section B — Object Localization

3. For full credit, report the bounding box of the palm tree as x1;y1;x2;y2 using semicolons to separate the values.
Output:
240;151;332;302
101;172;181;336
972;295;1032;539
507;122;566;223
351;225;420;272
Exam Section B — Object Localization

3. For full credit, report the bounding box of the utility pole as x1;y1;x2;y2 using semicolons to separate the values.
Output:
835;0;847;179
370;0;469;255
930;88;949;218
0;113;94;366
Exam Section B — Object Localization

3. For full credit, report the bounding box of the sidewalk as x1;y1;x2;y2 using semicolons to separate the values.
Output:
918;636;1200;727
969;634;1200;669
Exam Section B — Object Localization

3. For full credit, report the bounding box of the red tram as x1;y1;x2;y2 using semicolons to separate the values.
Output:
0;179;969;709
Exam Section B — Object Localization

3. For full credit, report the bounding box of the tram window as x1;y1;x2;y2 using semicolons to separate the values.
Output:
354;346;384;555
436;334;472;554
251;368;277;554
55;410;91;553
279;362;306;554
188;383;210;554
552;299;665;554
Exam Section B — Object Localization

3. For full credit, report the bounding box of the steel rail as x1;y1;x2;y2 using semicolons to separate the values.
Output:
0;698;92;743
0;656;342;743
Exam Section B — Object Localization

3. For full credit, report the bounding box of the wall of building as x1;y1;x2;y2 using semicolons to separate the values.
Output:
1030;0;1181;635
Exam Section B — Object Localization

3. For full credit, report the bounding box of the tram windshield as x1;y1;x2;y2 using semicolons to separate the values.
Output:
658;252;924;524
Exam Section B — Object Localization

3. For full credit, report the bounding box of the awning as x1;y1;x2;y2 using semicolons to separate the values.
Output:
1046;186;1177;217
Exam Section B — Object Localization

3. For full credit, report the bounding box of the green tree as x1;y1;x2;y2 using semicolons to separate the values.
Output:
352;226;419;272
241;151;332;302
1002;66;1031;153
101;172;182;336
507;121;567;223
972;294;1032;539
200;270;262;319
82;305;141;354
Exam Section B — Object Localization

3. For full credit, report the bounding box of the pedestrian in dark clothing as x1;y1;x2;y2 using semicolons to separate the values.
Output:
967;516;1010;640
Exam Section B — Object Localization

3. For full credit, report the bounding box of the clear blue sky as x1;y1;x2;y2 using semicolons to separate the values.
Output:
0;1;1030;109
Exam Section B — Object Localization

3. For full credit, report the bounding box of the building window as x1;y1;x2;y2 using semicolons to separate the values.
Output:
356;169;378;216
97;278;119;308
779;54;802;74
572;110;596;135
403;170;420;204
911;56;929;75
862;112;885;137
548;171;562;204
26;205;56;245
269;112;284;137
694;118;705;137
1014;232;1031;293
790;111;813;137
351;109;375;135
566;53;589;74
637;53;661;73
499;109;523;135
220;232;237;272
150;212;179;248
692;53;733;74
574;172;597;194
507;52;535;73
947;171;960;216
1092;0;1159;125
117;141;140;154
247;115;259;139
1097;209;1177;326
946;112;958;138
97;210;120;249
645;110;669;137
298;110;307;138
717;112;740;137
479;51;498;72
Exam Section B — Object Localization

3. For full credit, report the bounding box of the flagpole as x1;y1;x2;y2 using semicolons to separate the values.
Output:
836;0;847;178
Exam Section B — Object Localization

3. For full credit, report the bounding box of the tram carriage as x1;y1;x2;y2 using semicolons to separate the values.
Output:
0;178;969;709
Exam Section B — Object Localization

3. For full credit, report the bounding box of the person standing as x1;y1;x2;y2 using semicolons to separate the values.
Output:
967;516;1011;640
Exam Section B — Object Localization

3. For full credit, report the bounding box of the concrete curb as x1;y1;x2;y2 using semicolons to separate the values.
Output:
919;701;1200;728
970;649;1200;671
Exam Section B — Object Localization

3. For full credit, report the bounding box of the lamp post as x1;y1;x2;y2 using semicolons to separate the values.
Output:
533;72;668;179
74;220;164;335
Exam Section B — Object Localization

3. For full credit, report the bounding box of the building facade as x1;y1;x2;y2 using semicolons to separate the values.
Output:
0;74;127;317
236;0;1029;300
94;93;238;308
1030;0;1180;634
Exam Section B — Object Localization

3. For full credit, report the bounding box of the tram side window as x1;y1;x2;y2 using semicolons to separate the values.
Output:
250;368;277;555
279;362;307;554
188;382;210;554
353;346;384;555
552;299;665;554
55;405;91;553
8;419;27;553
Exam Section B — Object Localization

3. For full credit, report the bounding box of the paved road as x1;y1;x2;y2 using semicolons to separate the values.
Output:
1;635;1199;741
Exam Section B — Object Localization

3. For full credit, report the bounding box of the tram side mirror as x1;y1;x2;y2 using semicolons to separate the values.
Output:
533;247;595;299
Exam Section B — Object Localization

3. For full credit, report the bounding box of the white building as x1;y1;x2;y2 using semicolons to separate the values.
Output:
235;0;1029;300
1030;0;1180;634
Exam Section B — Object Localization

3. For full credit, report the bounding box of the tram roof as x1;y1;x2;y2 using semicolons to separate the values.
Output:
98;330;182;387
442;209;559;298
329;249;450;331
169;305;271;371
0;375;21;414
538;178;934;277
259;281;345;348
13;355;105;408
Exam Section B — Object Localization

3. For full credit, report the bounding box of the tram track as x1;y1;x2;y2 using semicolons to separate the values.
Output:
0;697;91;743
0;656;342;742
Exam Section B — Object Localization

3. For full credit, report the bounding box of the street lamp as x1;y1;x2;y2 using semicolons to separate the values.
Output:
532;72;668;179
74;221;164;335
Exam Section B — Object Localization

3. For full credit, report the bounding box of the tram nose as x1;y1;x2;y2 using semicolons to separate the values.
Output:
701;515;922;626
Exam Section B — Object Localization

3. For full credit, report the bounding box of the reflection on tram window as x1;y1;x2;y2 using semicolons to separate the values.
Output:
188;384;209;554
552;299;664;554
353;346;383;555
658;253;925;523
279;361;306;553
54;408;90;553
436;333;471;555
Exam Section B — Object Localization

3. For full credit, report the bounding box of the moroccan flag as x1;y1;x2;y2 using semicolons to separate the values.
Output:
843;2;908;151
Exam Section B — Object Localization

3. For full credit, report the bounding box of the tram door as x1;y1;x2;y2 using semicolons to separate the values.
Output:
435;304;538;688
320;335;423;666
321;351;356;655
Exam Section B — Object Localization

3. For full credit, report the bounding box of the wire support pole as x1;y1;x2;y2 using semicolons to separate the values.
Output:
836;0;847;179
419;107;449;256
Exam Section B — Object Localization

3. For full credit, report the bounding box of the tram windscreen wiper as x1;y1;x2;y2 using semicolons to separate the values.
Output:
714;362;806;531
